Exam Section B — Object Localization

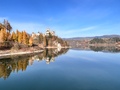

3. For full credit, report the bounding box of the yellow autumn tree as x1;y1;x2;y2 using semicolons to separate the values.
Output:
27;34;30;44
23;31;29;45
6;31;11;41
0;30;3;42
16;30;20;41
29;37;33;46
3;29;7;41
11;31;16;41
0;29;6;42
18;32;23;44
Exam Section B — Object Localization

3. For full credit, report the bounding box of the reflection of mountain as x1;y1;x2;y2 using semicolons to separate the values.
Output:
71;46;120;53
0;48;69;79
89;46;120;53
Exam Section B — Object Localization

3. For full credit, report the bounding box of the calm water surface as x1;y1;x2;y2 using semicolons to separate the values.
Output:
0;49;120;90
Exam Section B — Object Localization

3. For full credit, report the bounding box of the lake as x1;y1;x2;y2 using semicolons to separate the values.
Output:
0;48;120;90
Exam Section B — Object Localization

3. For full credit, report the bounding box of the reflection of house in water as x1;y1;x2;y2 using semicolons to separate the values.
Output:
0;48;69;79
29;58;34;65
51;57;55;62
28;48;69;64
45;57;55;64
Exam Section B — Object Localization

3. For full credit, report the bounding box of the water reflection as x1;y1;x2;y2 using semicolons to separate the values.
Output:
72;45;120;53
89;46;120;53
0;48;69;79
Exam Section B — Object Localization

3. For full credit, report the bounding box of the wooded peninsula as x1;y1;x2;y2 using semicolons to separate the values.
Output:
0;19;69;57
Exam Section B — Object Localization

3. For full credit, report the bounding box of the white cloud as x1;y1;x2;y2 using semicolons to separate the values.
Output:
11;22;47;34
55;26;97;38
79;26;97;32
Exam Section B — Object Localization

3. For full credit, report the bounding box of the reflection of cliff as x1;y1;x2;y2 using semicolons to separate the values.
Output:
29;48;69;64
0;48;69;79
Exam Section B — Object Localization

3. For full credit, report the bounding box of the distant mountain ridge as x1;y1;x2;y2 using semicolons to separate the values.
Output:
64;35;120;40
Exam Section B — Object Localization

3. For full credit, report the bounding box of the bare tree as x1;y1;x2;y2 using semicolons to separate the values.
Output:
3;19;12;32
7;22;12;32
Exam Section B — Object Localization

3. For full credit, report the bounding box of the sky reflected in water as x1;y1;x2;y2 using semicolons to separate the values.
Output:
0;49;120;90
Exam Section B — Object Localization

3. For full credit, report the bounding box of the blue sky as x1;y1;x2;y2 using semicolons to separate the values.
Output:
0;0;120;38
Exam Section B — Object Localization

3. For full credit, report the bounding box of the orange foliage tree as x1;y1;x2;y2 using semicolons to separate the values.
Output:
18;32;23;44
29;37;33;46
11;31;16;41
0;29;7;42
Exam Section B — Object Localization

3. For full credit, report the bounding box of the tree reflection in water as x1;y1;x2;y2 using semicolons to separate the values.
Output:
0;48;69;79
